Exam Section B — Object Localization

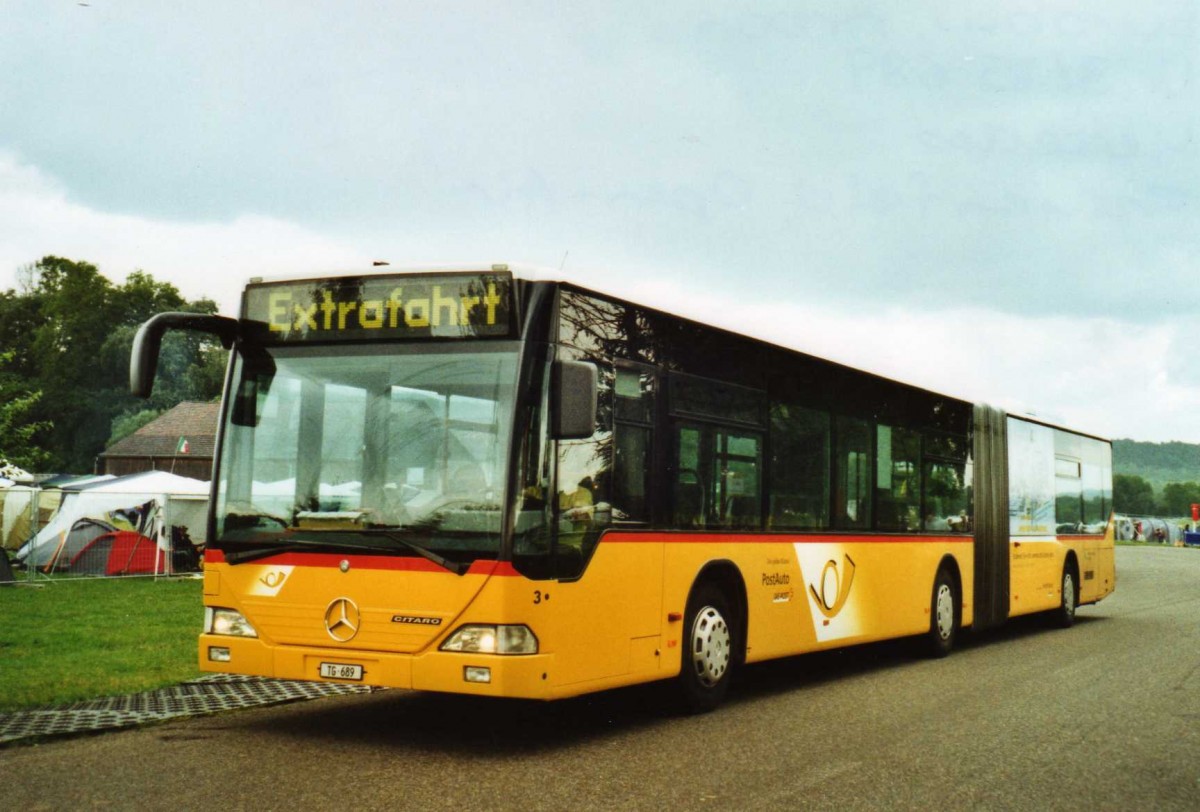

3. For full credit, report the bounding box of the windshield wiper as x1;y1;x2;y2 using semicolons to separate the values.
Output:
222;534;467;575
223;537;383;565
358;530;468;575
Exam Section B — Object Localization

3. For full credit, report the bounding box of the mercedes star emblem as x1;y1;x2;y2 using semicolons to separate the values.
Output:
324;597;361;642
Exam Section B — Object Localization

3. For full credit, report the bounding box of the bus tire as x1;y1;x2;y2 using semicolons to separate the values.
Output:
926;566;958;658
1055;564;1078;629
678;583;735;713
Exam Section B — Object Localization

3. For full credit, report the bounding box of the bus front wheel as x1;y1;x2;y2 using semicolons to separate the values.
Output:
679;584;735;713
926;567;958;658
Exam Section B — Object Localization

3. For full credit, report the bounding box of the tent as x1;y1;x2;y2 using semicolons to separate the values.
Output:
1114;516;1135;541
14;471;210;573
37;474;116;489
71;530;166;576
1;486;78;551
31;516;126;571
0;460;33;483
2;488;36;550
3;475;119;551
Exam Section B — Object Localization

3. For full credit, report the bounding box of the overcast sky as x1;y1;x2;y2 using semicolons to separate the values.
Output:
1;2;1196;441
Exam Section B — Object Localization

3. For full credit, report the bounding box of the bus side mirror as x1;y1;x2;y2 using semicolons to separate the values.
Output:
130;312;239;398
552;360;598;440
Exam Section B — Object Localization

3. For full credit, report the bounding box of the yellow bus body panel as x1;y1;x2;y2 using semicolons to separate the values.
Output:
1009;519;1116;618
200;530;981;700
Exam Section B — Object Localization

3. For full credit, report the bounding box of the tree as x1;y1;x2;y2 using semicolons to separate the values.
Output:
108;408;164;447
2;256;228;471
0;287;41;379
1113;474;1156;515
23;257;130;469
0;352;52;471
1159;482;1200;518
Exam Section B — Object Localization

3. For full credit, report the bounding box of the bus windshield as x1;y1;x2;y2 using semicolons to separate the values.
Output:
214;342;520;563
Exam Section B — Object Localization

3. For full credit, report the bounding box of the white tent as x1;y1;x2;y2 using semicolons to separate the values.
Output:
15;471;210;571
2;487;36;550
2;478;114;551
0;460;33;483
0;462;34;542
80;470;208;497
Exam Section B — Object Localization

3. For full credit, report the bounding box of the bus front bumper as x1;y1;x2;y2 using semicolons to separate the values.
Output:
199;634;555;699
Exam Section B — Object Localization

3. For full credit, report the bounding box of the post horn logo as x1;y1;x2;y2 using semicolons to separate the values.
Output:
324;597;361;642
259;571;286;589
809;555;856;619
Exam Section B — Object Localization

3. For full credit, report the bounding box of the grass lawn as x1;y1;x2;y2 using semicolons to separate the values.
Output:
0;576;203;712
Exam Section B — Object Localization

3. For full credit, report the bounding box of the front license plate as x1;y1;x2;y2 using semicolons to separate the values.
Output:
319;662;363;681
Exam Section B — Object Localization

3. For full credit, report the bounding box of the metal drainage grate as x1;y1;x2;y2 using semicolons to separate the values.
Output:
0;675;376;745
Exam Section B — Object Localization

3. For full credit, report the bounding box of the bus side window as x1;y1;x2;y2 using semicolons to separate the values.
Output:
666;372;765;531
922;430;971;533
673;426;705;527
876;424;921;532
670;423;761;530
511;346;556;579
1080;436;1111;532
612;365;655;524
834;415;872;530
1055;456;1083;534
769;403;830;530
717;432;760;529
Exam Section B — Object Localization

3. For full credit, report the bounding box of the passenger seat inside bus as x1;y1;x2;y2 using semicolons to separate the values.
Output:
675;480;704;528
726;495;759;530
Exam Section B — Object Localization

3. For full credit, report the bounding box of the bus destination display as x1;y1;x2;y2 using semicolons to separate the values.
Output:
243;272;514;341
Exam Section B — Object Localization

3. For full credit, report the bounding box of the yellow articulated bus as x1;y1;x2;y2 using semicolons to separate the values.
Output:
131;266;1114;711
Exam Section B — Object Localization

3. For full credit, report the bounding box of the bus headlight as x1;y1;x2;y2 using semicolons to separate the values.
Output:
205;607;259;638
440;624;537;654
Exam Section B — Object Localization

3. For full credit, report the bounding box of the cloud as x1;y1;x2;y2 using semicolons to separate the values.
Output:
2;151;1194;443
0;152;369;314
3;5;1194;324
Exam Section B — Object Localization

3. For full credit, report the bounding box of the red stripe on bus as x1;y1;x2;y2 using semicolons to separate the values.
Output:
202;533;973;573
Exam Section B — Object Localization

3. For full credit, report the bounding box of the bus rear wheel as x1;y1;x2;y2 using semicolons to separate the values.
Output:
1055;565;1077;628
678;584;735;713
926;567;958;658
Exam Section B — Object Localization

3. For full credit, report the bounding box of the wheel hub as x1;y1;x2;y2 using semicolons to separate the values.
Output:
935;583;954;640
690;606;731;687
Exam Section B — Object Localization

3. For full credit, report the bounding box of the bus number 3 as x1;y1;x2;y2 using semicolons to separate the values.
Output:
533;590;550;604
